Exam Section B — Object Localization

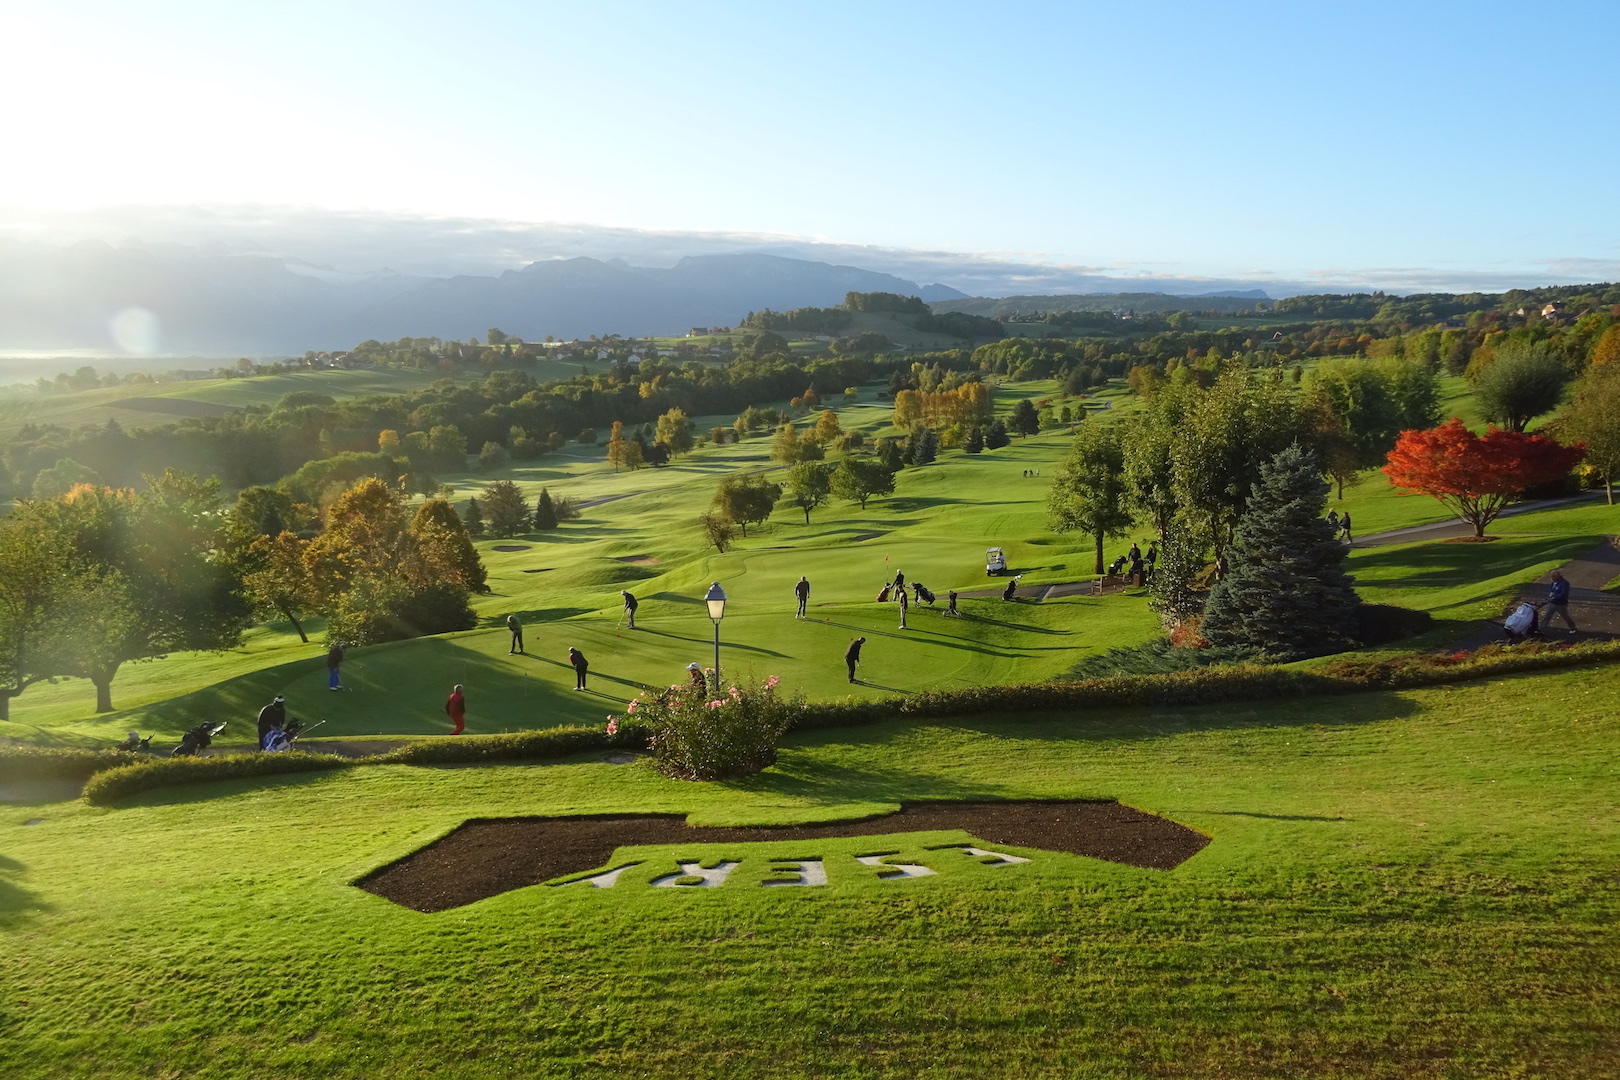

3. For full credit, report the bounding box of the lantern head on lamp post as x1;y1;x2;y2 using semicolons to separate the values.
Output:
704;582;726;687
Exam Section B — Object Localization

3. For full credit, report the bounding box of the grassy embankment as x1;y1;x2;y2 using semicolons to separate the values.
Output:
3;663;1617;1077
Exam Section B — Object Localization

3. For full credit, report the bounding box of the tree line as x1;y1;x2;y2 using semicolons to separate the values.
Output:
0;473;487;718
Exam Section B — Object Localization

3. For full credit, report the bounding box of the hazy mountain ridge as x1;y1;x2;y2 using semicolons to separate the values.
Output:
0;242;968;355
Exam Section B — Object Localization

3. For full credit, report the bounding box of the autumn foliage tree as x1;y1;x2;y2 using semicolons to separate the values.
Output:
1382;419;1585;537
303;478;481;643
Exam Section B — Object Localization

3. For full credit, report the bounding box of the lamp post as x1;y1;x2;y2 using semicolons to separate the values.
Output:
704;581;727;689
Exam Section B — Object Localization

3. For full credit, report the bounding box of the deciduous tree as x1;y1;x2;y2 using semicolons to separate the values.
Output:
712;474;781;537
1552;365;1620;503
782;461;832;524
1471;340;1568;432
830;457;895;509
1382;419;1586;536
1048;422;1133;574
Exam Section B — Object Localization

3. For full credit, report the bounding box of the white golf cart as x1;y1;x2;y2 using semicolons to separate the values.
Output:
985;547;1007;576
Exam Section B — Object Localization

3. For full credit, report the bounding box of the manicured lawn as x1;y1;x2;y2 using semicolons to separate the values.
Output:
3;664;1617;1077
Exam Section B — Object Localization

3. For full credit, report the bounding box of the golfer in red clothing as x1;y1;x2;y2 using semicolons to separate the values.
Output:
446;684;466;735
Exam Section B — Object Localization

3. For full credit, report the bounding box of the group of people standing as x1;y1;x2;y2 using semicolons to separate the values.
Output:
1325;510;1354;542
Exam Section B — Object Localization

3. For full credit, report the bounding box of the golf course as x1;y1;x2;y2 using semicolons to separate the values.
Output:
2;363;1618;1079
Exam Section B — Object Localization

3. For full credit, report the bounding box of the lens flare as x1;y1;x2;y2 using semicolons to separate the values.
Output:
110;306;161;355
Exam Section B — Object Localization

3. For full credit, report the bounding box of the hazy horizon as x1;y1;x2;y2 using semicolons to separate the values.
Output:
4;0;1617;300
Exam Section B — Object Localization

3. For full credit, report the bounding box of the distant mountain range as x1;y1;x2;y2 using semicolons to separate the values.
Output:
0;241;970;356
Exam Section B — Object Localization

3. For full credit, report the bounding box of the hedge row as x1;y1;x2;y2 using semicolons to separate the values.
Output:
0;745;139;782
368;723;650;766
80;752;354;806
40;636;1620;806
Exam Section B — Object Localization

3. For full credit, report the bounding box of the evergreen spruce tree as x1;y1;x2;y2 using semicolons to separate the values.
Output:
985;419;1010;449
1201;444;1360;660
462;496;485;537
533;488;558;530
915;427;939;465
964;426;985;454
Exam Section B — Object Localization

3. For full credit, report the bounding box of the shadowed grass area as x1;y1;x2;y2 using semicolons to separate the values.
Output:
1;665;1616;1077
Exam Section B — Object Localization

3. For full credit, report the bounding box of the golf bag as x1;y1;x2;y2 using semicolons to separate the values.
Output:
876;584;892;603
262;717;324;753
914;584;935;605
1002;576;1022;601
1503;602;1539;644
1108;555;1127;576
113;731;152;753
171;721;226;757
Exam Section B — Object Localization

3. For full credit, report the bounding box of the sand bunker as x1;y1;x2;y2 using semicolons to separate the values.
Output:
358;800;1208;911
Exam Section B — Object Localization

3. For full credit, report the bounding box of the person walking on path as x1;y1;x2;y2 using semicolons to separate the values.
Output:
897;586;909;629
1544;570;1578;633
1339;512;1353;542
507;614;524;654
257;696;286;750
568;647;589;690
445;684;466;735
844;637;866;683
621;591;638;630
1326;510;1340;535
794;576;811;619
325;643;345;691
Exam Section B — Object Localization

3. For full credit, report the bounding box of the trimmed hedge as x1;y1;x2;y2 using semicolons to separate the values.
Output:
370;724;649;766
81;752;354;806
49;636;1620;806
0;746;139;782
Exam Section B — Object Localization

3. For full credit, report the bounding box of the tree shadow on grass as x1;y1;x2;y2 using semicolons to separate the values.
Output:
0;853;51;921
782;688;1428;753
733;756;1022;807
1348;534;1598;591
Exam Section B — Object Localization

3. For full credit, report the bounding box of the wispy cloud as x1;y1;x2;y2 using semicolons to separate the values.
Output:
0;205;1611;299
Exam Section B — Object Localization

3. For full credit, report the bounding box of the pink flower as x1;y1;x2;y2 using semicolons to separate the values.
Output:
765;675;780;689
606;717;619;735
728;687;741;698
707;700;724;708
626;700;638;714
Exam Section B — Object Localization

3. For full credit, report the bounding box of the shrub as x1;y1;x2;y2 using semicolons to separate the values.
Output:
82;752;353;806
1354;603;1435;647
632;676;799;780
1065;638;1261;678
0;746;133;782
371;724;645;766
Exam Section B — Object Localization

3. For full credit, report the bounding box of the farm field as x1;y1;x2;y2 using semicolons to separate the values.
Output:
3;664;1618;1077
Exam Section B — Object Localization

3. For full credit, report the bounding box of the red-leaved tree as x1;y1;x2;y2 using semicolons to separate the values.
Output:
1382;419;1585;537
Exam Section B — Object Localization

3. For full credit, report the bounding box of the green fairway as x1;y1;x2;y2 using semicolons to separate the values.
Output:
6;373;1606;749
4;664;1617;1077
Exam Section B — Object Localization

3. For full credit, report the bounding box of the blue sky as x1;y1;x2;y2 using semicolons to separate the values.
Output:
4;0;1618;289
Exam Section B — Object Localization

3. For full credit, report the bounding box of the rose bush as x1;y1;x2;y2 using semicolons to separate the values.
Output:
619;674;799;780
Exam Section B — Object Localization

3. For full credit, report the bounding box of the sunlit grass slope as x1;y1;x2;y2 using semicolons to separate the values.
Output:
3;665;1617;1077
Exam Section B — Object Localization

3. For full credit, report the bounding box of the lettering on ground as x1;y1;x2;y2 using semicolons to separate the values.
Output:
357;800;1210;912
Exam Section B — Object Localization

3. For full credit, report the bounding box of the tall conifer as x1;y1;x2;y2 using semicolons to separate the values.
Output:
1201;444;1360;660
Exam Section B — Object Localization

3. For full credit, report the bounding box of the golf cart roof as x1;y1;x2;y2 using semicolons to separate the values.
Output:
986;547;1003;554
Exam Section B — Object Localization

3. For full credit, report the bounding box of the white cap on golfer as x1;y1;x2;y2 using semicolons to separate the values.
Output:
687;662;701;671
